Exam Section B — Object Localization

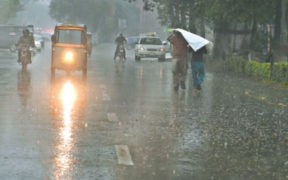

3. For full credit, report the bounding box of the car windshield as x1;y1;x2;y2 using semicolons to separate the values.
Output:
57;29;84;44
34;34;42;40
140;38;162;45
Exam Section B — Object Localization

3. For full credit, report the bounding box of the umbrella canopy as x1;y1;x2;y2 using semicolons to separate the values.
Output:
174;28;211;51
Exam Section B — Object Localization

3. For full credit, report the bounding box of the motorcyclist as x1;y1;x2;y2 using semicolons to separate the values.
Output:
17;29;35;63
114;33;127;60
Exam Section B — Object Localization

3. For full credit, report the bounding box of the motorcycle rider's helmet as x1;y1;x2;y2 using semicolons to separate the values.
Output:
23;29;30;36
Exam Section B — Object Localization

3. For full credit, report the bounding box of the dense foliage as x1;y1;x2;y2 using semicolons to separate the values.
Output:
128;0;286;59
225;57;288;83
49;0;140;41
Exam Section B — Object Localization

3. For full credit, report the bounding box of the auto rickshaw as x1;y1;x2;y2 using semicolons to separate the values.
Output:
51;24;88;77
87;32;92;56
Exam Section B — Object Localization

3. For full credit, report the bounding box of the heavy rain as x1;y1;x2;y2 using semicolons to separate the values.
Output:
0;0;287;179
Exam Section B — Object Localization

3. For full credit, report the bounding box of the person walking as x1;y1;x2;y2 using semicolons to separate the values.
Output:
191;46;207;91
168;31;189;91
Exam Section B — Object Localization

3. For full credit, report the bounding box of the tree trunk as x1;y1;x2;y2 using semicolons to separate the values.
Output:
274;0;282;44
213;22;232;59
249;20;257;51
174;4;181;27
199;19;205;37
180;3;187;29
188;8;197;33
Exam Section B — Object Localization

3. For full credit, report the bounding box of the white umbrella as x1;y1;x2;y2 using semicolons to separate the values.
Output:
174;28;211;51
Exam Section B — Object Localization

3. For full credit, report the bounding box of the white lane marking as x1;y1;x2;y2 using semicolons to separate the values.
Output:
102;93;111;101
115;145;134;166
107;113;119;122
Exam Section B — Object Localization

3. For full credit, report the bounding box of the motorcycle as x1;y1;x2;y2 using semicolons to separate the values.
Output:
19;45;32;71
115;44;126;62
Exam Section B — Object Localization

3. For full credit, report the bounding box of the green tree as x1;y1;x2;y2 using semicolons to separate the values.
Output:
129;0;282;59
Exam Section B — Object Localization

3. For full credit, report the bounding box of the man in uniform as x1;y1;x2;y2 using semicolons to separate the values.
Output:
17;29;35;63
168;31;188;91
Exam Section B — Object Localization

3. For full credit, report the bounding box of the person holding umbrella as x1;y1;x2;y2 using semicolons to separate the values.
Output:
168;30;189;91
170;28;211;91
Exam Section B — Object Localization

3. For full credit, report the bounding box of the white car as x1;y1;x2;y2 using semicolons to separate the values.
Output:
34;34;44;51
135;36;165;61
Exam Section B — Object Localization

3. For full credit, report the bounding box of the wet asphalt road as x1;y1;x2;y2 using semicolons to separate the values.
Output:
0;43;287;180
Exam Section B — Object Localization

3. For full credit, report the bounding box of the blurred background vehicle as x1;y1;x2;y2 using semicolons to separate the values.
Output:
126;36;139;49
162;40;172;60
0;24;27;52
34;33;45;51
41;28;54;41
162;41;171;52
135;35;165;61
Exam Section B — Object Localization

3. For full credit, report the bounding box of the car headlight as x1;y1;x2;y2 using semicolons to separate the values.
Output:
64;52;74;63
139;46;145;51
160;47;164;52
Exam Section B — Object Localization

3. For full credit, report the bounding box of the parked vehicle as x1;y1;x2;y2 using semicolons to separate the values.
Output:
135;36;165;61
0;24;27;51
51;24;88;77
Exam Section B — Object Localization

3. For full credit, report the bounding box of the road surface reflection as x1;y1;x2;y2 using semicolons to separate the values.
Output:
17;70;31;108
50;77;86;179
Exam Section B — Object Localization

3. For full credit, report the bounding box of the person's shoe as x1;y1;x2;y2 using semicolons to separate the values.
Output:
180;81;186;89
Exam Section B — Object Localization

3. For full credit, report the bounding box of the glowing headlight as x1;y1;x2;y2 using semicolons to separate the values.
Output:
160;48;165;52
65;52;73;63
140;47;145;51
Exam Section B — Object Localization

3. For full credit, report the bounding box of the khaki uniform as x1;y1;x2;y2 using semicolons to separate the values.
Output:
17;35;35;63
169;32;188;90
172;56;188;88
